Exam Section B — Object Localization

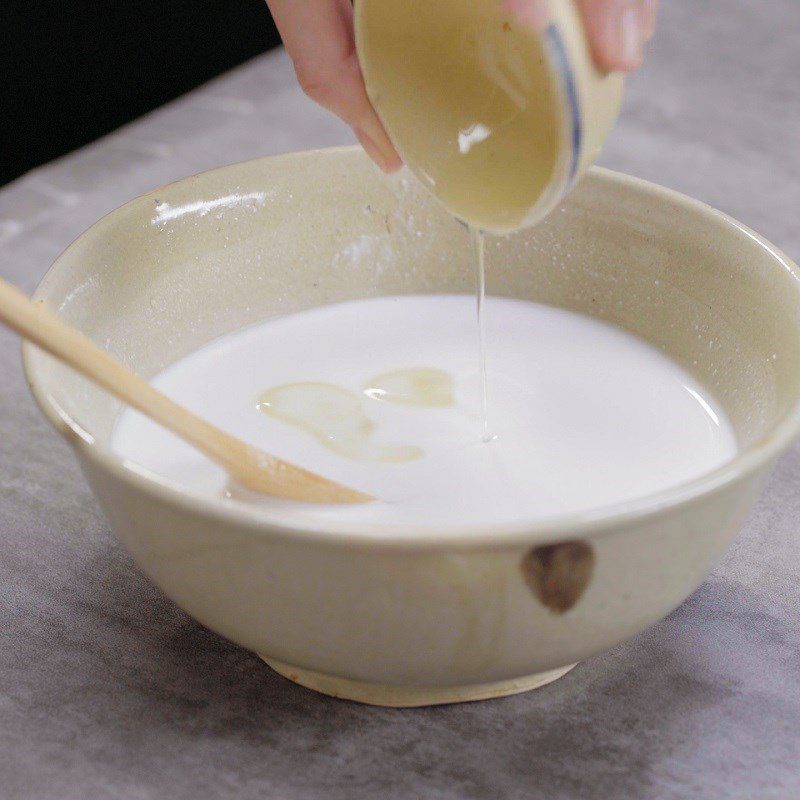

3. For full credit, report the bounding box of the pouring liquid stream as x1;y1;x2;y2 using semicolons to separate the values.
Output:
471;226;493;443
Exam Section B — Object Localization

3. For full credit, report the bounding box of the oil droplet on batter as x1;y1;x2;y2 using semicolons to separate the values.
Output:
258;382;423;462
364;368;455;407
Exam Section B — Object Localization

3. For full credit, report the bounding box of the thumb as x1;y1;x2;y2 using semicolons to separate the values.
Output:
579;0;654;72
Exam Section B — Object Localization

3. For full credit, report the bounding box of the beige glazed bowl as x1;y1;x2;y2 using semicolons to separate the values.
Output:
23;147;800;706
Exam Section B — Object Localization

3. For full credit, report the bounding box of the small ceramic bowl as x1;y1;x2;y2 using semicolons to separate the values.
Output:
355;0;624;233
23;148;800;706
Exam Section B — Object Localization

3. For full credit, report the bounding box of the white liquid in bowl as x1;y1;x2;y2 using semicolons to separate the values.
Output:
112;295;737;528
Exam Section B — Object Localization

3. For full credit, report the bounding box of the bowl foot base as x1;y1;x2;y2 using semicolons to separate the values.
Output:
259;656;576;707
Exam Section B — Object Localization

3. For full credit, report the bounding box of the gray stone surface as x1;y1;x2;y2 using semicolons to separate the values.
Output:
1;1;799;797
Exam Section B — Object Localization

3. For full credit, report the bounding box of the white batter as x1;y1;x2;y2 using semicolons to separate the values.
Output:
112;295;737;527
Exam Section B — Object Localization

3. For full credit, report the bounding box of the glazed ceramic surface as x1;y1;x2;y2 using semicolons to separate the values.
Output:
355;0;624;232
23;148;800;705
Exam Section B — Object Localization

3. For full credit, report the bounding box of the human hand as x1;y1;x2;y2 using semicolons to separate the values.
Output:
503;1;658;72
266;0;658;173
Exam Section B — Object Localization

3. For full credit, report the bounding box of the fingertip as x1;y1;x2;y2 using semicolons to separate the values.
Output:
355;128;403;173
382;153;404;174
617;4;646;70
501;0;551;32
581;0;644;73
379;152;405;174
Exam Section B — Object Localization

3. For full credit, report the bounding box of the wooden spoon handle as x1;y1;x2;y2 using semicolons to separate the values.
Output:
0;277;369;504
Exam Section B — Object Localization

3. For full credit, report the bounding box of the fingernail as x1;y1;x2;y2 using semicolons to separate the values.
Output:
355;128;402;174
365;122;403;172
619;3;644;68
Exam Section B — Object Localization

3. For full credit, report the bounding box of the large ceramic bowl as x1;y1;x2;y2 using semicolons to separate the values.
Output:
23;148;800;706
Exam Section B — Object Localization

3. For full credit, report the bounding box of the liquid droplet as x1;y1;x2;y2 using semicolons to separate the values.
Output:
364;367;455;407
258;383;423;462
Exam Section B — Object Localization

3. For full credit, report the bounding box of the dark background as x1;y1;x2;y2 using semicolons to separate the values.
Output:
2;0;281;187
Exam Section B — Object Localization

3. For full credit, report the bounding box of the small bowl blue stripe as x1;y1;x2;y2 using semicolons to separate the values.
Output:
544;25;582;184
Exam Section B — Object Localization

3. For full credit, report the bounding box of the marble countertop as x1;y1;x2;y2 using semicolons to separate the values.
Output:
1;1;799;797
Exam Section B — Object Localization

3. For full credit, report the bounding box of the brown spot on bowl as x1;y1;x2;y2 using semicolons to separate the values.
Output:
521;541;595;613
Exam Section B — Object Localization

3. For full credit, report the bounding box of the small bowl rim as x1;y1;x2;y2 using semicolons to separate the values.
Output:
22;147;800;551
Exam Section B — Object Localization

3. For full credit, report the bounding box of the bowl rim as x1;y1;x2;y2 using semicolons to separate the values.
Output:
21;147;800;551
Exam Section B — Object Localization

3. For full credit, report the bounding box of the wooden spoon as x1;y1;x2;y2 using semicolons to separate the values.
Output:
1;277;371;505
